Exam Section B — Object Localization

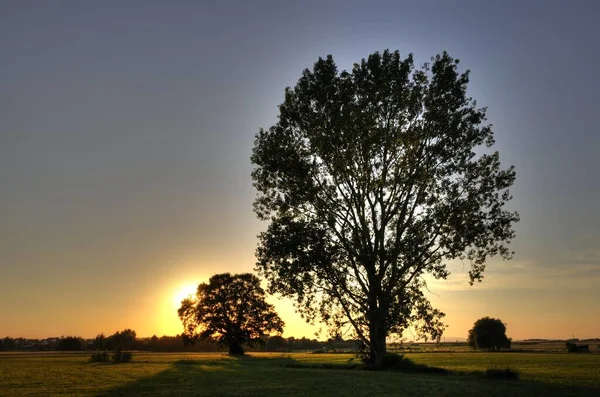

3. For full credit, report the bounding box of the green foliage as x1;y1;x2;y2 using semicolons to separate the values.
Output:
178;273;285;356
251;49;519;366
468;317;511;351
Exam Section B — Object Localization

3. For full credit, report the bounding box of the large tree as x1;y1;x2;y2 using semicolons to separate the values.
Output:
251;50;519;366
178;273;284;355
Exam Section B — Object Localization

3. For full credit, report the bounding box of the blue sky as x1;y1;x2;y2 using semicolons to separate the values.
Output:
1;0;599;339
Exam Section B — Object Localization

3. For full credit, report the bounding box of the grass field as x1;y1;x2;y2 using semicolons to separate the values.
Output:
396;341;600;353
1;351;598;396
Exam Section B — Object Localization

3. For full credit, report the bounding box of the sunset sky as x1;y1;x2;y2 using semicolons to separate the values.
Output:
1;0;599;341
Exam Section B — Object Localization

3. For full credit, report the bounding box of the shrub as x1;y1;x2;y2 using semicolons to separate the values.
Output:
358;352;444;373
485;367;520;380
111;347;133;363
90;350;110;363
120;351;133;363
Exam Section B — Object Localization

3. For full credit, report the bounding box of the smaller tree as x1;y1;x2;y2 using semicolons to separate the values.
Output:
178;273;284;355
468;317;511;351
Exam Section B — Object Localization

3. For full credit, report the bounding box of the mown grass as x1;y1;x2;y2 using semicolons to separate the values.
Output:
0;351;598;396
402;352;600;388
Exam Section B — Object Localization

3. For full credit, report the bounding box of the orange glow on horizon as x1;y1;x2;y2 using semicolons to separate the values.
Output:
154;277;321;339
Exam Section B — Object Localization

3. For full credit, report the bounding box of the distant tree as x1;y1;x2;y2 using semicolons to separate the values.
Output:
56;336;85;351
93;333;106;350
468;317;511;351
2;337;16;350
0;338;4;351
178;273;284;355
265;335;287;352
326;334;345;351
251;49;519;367
286;336;296;350
106;329;137;350
139;334;223;353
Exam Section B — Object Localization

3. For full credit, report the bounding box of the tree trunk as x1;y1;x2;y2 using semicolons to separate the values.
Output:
367;309;387;368
228;342;244;356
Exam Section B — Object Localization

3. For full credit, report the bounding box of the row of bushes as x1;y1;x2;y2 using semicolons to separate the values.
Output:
90;347;132;363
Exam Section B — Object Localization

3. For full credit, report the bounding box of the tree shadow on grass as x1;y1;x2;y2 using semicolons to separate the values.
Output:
99;354;600;397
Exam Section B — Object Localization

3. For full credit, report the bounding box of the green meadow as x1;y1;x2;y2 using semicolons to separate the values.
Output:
1;351;599;396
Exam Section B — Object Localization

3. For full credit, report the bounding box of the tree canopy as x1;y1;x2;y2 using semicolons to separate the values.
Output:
251;49;519;366
468;317;511;351
178;273;284;355
107;329;137;350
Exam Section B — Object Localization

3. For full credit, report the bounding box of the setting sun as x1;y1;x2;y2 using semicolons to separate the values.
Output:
2;1;600;395
173;283;198;309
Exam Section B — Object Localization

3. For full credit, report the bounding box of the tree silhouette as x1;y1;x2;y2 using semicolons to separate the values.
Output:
56;336;85;351
106;329;137;350
265;335;287;352
178;273;284;355
468;317;511;351
2;337;16;350
93;333;106;350
251;49;518;367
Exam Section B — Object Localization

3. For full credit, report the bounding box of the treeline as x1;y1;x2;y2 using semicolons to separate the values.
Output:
0;333;359;352
264;335;361;352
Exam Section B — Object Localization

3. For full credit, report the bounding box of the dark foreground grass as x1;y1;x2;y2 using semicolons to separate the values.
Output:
0;351;598;396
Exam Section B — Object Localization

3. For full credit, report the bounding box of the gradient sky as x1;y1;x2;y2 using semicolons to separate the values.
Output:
1;0;599;341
